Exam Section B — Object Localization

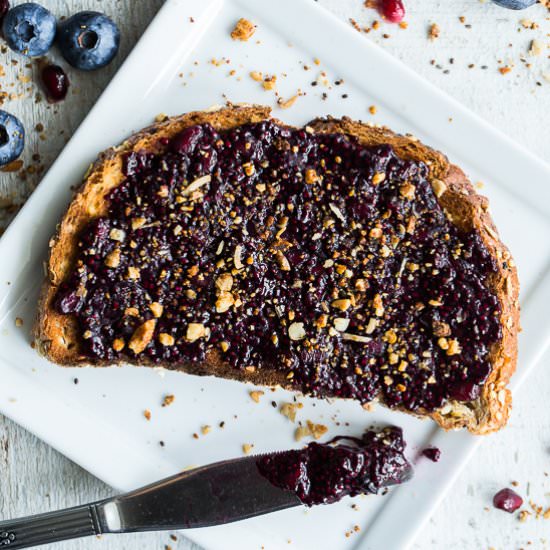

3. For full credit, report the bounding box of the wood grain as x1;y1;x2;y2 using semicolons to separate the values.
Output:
1;1;549;549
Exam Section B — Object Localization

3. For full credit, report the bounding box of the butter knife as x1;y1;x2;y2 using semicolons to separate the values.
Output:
0;454;301;549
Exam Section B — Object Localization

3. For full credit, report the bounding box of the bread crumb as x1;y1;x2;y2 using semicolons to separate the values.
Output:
520;19;538;30
242;443;254;454
529;39;543;57
278;93;300;109
231;18;256;41
499;66;512;75
369;105;377;115
15;317;23;327
162;394;175;407
295;420;328;441
250;71;263;82
428;23;440;40
280;402;303;422
143;409;151;421
249;390;265;403
262;75;277;91
201;425;211;435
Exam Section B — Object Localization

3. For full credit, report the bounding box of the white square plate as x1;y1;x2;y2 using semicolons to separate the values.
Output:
1;0;549;548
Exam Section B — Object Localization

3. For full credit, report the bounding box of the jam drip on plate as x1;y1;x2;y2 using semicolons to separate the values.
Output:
256;426;412;506
55;120;502;412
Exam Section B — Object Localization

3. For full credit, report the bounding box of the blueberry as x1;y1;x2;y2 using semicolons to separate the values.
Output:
491;0;536;8
57;11;120;71
0;110;24;167
1;3;56;57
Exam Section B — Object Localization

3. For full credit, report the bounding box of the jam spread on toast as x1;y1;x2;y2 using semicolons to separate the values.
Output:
55;120;501;412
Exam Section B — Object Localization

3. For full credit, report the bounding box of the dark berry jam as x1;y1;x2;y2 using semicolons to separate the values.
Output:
421;446;441;462
41;65;69;102
54;120;503;412
256;426;411;506
493;488;523;513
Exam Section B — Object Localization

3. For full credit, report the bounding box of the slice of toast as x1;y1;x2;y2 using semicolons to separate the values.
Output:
35;105;519;434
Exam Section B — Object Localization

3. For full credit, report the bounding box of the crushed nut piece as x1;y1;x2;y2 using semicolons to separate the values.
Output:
249;390;265;403
216;291;235;313
242;443;254;454
128;319;156;354
305;168;319;185
334;317;350;332
428;23;440;40
112;338;125;352
276;251;291;271
295;420;328;441
372;172;386;185
159;333;175;346
288;322;306;341
162;394;175;407
149;302;164;318
231;18;256;41
105;249;121;268
215;273;234;292
186;323;207;342
280;401;303;422
332;298;351;311
431;179;447;197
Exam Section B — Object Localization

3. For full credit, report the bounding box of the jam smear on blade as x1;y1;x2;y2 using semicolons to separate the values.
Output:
256;426;411;506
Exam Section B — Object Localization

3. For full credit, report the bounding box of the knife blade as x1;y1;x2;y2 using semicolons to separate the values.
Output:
0;454;301;549
103;453;302;532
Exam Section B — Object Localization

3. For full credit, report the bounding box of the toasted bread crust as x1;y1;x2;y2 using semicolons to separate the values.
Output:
35;105;519;434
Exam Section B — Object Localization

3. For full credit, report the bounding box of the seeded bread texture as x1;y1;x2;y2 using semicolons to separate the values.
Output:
35;104;519;435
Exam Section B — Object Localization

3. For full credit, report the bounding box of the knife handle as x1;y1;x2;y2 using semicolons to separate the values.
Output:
0;503;103;549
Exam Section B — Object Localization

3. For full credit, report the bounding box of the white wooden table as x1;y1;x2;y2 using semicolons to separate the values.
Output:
1;1;549;548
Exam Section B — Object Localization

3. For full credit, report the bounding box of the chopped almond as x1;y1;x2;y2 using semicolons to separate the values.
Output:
216;291;235;313
159;333;175;346
112;338;125;352
242;443;254;454
280;402;302;422
149;302;164;318
128;319;156;354
162;394;175;407
249;390;265;403
105;249;121;268
215;273;234;292
231;18;256;41
186;322;207;342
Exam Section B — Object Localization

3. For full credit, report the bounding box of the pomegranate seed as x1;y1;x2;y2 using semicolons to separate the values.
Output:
422;447;441;462
493;488;523;513
379;0;405;23
41;65;70;103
